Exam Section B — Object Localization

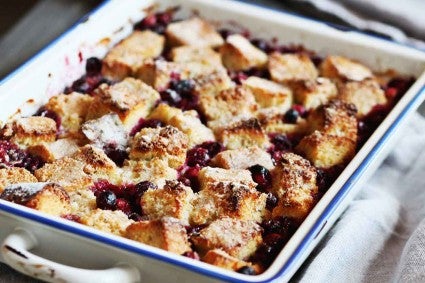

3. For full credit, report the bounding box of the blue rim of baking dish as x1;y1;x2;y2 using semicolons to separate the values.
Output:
1;1;425;282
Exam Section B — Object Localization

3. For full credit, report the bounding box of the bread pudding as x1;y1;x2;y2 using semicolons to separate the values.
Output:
0;8;415;275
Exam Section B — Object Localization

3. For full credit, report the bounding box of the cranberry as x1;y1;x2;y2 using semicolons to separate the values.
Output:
264;233;285;247
103;145;128;167
271;134;292;151
218;28;234;39
90;180;119;196
229;71;248;84
187;147;209;167
200;141;224;158
172;79;195;96
34;107;61;129
130;118;164;136
311;55;323;67
116;198;132;214
248;164;272;192
266;193;278;210
136;14;157;29
292;104;307;118
128;213;143;221
0;141;43;172
156;12;173;25
186;224;206;237
284;108;299;124
183;251;200;260
71;78;91;94
385;87;398;99
85;57;102;76
178;165;201;192
236;266;256;275
316;169;327;193
160;89;182;105
96;190;117;210
62;214;81;223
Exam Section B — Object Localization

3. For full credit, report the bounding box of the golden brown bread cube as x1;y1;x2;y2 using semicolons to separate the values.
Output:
149;104;215;147
192;69;234;97
1;117;56;146
307;100;358;141
135;60;189;91
256;107;309;136
129;126;188;168
220;34;268;71
67;188;97;216
141;180;194;225
191;217;263;260
271;152;318;221
191;181;267;225
268;52;318;84
211;147;274;170
121;159;177;188
197;167;256;190
102;30;165;81
202;249;250;271
44;92;94;136
88;78;160;130
81;209;134;236
199;86;258;122
0;182;70;216
125;217;191;255
165;17;224;48
293;77;338;110
212;118;270;150
170;46;223;67
296;130;356;168
242;76;293;109
338;79;387;118
0;168;37;193
319;55;373;82
35;145;118;189
28;138;79;162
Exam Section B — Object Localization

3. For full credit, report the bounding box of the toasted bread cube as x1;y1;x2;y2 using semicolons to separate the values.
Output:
191;181;267;225
198;167;256;190
44;92;94;133
35;145;118;189
199;86;258;122
129;126;188;168
121;159;177;188
193;69;234;97
141;180;194;224
320;55;373;82
268;52;318;84
242;76;293;109
220;34;268;71
28;138;79;162
81;209;133;236
68;188;97;216
271;153;318;221
293;77;338;110
0;168;37;193
296;131;356;168
166;17;224;48
211;147;274;170
0;182;70;216
102;30;165;80
256;107;309;135
89;78;160;130
82;113;128;150
170;46;223;67
203;249;250;271
125;217;191;254
213;118;270;150
1;117;56;146
338;79;387;118
308;100;358;141
149;104;215;147
191;218;262;260
271;152;318;199
136;60;189;91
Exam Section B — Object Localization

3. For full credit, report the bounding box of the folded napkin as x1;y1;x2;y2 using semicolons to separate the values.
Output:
295;112;425;282
300;0;425;49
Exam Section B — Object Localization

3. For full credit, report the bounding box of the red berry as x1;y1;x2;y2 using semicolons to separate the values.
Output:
248;164;272;192
96;190;117;210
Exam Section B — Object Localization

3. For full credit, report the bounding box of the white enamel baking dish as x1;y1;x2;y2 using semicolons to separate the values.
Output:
1;0;425;282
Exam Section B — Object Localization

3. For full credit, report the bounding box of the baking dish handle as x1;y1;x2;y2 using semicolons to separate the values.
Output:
1;228;141;283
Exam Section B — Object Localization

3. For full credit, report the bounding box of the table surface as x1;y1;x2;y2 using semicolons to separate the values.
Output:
0;1;424;282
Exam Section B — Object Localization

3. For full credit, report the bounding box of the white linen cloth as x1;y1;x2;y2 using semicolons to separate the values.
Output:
300;0;425;49
296;112;425;282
